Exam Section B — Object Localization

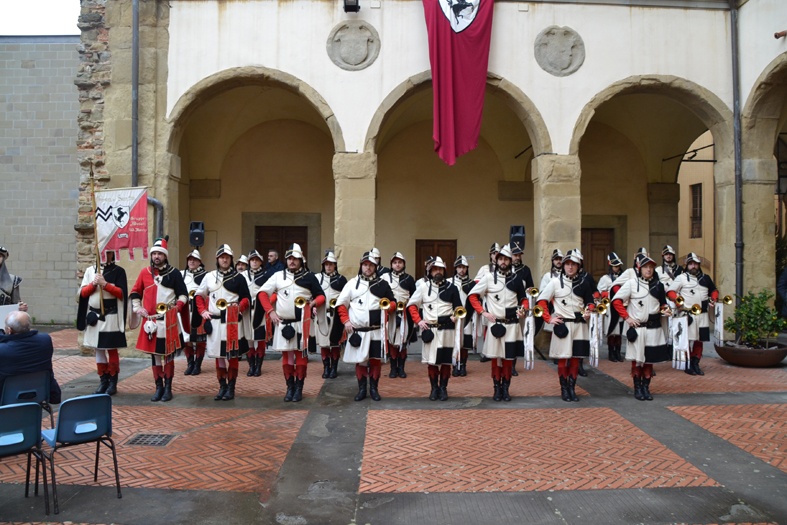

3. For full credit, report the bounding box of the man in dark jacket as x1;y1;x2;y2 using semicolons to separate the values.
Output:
0;310;61;403
778;267;787;317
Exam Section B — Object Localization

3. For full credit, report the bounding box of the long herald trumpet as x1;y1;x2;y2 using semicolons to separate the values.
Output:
379;298;391;309
517;304;543;318
596;303;608;315
722;295;733;305
397;301;406;312
215;298;238;311
674;295;702;315
527;287;539;298
155;301;176;314
454;306;467;319
329;298;337;309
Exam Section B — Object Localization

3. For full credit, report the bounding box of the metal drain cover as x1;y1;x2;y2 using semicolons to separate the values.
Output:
127;433;175;446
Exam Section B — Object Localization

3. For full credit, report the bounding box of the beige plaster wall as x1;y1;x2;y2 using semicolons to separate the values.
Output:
678;131;716;277
375;120;534;272
579;121;650;258
187;120;335;265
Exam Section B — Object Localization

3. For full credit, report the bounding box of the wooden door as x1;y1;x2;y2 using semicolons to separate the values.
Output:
415;239;457;278
581;228;614;282
255;226;308;262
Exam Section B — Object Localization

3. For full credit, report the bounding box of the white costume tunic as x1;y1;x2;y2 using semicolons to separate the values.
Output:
537;272;597;359
597;271;624;336
667;271;717;342
655;263;682;338
612;276;670;365
467;270;527;359
78;263;127;349
336;275;395;363
196;269;252;358
312;271;347;347
258;268;324;352
539;269;561;333
182;267;207;343
407;279;462;365
382;270;416;345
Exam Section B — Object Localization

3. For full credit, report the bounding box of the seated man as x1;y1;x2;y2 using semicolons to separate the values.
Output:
0;311;61;404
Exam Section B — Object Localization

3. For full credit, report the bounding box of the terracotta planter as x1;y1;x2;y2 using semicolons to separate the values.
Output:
715;343;787;367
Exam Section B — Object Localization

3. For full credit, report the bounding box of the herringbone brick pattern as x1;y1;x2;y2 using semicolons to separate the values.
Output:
117;360;325;398
379;359;588;399
49;328;78;350
595;358;787;394
0;406;306;496
361;408;717;493
51;354;99;385
670;404;787;473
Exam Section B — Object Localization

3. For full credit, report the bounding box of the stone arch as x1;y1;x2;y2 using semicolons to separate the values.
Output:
166;66;345;154
742;52;787;159
363;70;552;156
570;75;733;183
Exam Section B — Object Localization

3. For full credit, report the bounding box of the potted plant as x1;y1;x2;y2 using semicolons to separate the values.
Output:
718;290;787;367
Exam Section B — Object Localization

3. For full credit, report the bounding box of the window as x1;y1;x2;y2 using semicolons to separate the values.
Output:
690;184;702;239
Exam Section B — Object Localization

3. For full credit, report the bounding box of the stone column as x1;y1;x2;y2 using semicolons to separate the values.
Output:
647;183;679;257
333;152;377;276
532;154;582;276
714;156;736;296
742;157;778;294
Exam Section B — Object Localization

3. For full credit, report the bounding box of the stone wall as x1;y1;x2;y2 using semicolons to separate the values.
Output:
0;36;80;325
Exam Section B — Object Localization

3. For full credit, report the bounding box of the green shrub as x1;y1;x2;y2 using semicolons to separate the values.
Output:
724;290;787;348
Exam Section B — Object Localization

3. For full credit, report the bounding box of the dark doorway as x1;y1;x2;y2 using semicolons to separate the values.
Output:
415;239;457;278
255;226;308;262
581;228;614;282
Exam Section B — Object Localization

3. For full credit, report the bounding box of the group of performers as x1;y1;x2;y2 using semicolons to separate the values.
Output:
76;234;719;405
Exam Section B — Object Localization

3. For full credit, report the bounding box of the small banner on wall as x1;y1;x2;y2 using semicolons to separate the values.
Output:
95;187;148;262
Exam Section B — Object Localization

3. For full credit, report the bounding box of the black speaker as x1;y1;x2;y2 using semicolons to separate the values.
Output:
509;225;525;255
189;221;205;248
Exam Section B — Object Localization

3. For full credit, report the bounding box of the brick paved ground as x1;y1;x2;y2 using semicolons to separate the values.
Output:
0;330;785;525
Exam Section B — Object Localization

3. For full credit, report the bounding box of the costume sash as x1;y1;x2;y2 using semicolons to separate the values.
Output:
226;303;240;351
671;316;689;370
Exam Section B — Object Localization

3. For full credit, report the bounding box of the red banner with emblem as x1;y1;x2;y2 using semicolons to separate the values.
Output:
423;0;495;166
95;187;148;262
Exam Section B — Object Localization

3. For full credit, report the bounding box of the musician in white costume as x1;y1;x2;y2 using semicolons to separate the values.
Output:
655;245;683;341
449;255;474;377
536;249;597;403
335;252;396;402
468;244;528;402
196;244;252;401
407;257;462;401
380;252;416;379
312;250;347;379
666;252;718;376
244;250;268;377
597;252;624;362
611;254;670;401
257;243;325;402
181;249;207;376
77;251;127;396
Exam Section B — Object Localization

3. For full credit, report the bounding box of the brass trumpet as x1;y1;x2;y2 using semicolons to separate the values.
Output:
397;301;406;312
532;305;544;317
329;298;337;309
379;298;391;309
155;302;169;314
722;295;733;305
690;304;702;315
454;306;467;319
294;296;308;308
216;298;228;310
596;303;607;315
675;295;685;308
600;297;610;307
527;287;539;297
189;290;196;298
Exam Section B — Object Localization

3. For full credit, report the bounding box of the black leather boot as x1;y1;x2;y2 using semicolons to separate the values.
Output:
355;376;368;401
322;358;331;378
161;377;173;402
106;374;119;396
397;357;407;378
480;355;491;363
429;376;439;401
369;378;381;401
501;378;512;402
284;376;296;402
577;359;588;377
633;377;645;400
254;355;263;376
185;355;195;376
641;377;653;400
94;373;110;394
559;376;571;402
493;379;502;402
692;356;704;376
214;378;228;401
292;378;304;402
246;355;256;377
608;341;616;361
567;377;579;402
329;358;338;379
460;360;467;376
511;359;519;377
389;359;399;378
685;357;697;375
439;376;449;401
223;379;236;400
193;355;203;375
151;378;164;402
452;364;459;377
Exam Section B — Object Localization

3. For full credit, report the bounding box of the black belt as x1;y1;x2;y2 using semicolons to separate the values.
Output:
89;306;118;315
562;313;586;323
494;318;518;325
354;326;381;333
646;314;662;329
